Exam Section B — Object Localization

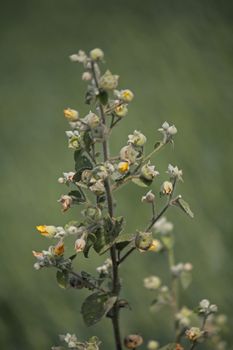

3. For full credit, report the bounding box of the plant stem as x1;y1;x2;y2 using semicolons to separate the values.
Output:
91;60;122;350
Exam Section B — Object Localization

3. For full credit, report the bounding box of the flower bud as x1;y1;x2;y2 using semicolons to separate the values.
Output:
120;145;138;164
118;161;129;174
69;50;87;63
82;71;92;81
128;130;147;146
209;304;218;313
124;335;143;349
75;238;86;252
90;48;104;61
66;225;79;235
144;276;161;290
147;340;159;350
33;262;41;270
36;225;57;238
53;241;65;256
83;206;102;221
120;89;134;102
84;111;100;128
99;70;119;90
167;125;177;135
199;299;210;310
64;108;79;122
141;190;155;203
141;162;159;181
135;232;153;251
161;181;173;195
58;195;73;212
185;327;202;341
115;104;128;117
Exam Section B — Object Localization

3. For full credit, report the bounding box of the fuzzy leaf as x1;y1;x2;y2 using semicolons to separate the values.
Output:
94;216;124;255
115;233;135;251
132;177;152;187
68;190;86;204
81;293;117;326
74;153;93;173
173;197;194;218
56;270;69;289
83;233;97;258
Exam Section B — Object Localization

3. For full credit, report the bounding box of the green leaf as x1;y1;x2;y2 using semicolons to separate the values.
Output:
68;190;86;204
75;154;93;173
56;270;69;289
94;216;124;255
159;344;176;350
83;131;93;152
154;141;162;150
173;197;194;218
81;293;117;326
180;271;192;289
83;233;97;258
132;177;152;187
115;233;135;251
98;89;109;105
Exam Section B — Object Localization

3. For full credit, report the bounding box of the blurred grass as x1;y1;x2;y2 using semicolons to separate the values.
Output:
0;0;233;349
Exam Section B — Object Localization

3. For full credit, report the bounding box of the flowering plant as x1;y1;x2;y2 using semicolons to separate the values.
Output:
33;48;227;350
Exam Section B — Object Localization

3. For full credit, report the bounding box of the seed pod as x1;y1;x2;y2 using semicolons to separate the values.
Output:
124;334;143;349
135;232;153;251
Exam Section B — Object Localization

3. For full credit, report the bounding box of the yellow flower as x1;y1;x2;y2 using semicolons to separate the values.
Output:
118;161;129;174
120;89;134;102
148;239;162;252
53;241;65;256
64;108;79;121
115;104;128;117
36;225;56;238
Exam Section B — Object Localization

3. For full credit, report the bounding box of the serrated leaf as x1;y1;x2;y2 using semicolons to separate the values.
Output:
132;177;152;187
159;344;176;350
173;198;194;218
81;293;117;326
180;271;192;289
56;270;69;289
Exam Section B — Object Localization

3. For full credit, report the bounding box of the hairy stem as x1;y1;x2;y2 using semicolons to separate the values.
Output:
91;60;122;350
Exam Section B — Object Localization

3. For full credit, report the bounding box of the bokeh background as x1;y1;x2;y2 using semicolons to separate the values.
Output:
1;0;233;349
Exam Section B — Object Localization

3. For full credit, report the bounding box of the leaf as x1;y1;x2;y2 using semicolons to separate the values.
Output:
132;177;152;187
180;271;192;289
159;344;176;350
68;190;86;204
173;197;194;218
154;141;162;150
94;216;124;255
56;270;69;289
83;233;97;258
98;89;109;105
81;293;117;326
115;233;135;251
83;131;93;152
75;154;93;173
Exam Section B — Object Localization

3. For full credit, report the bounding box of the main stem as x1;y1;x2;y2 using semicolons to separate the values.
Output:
91;61;122;350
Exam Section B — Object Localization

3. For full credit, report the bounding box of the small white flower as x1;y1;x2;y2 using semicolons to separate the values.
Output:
153;217;173;234
128;130;147;146
141;190;155;203
69;50;87;63
144;276;161;290
167;164;183;181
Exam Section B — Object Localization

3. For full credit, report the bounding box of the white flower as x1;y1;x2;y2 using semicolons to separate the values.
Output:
63;333;78;348
120;145;138;164
144;276;161;290
140;162;159;181
82;71;92;81
90;48;104;61
153;217;173;234
141;190;155;203
69;50;87;63
158;121;177;143
167;164;183;181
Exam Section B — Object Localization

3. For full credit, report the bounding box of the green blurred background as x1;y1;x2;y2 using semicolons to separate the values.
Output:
1;0;233;349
